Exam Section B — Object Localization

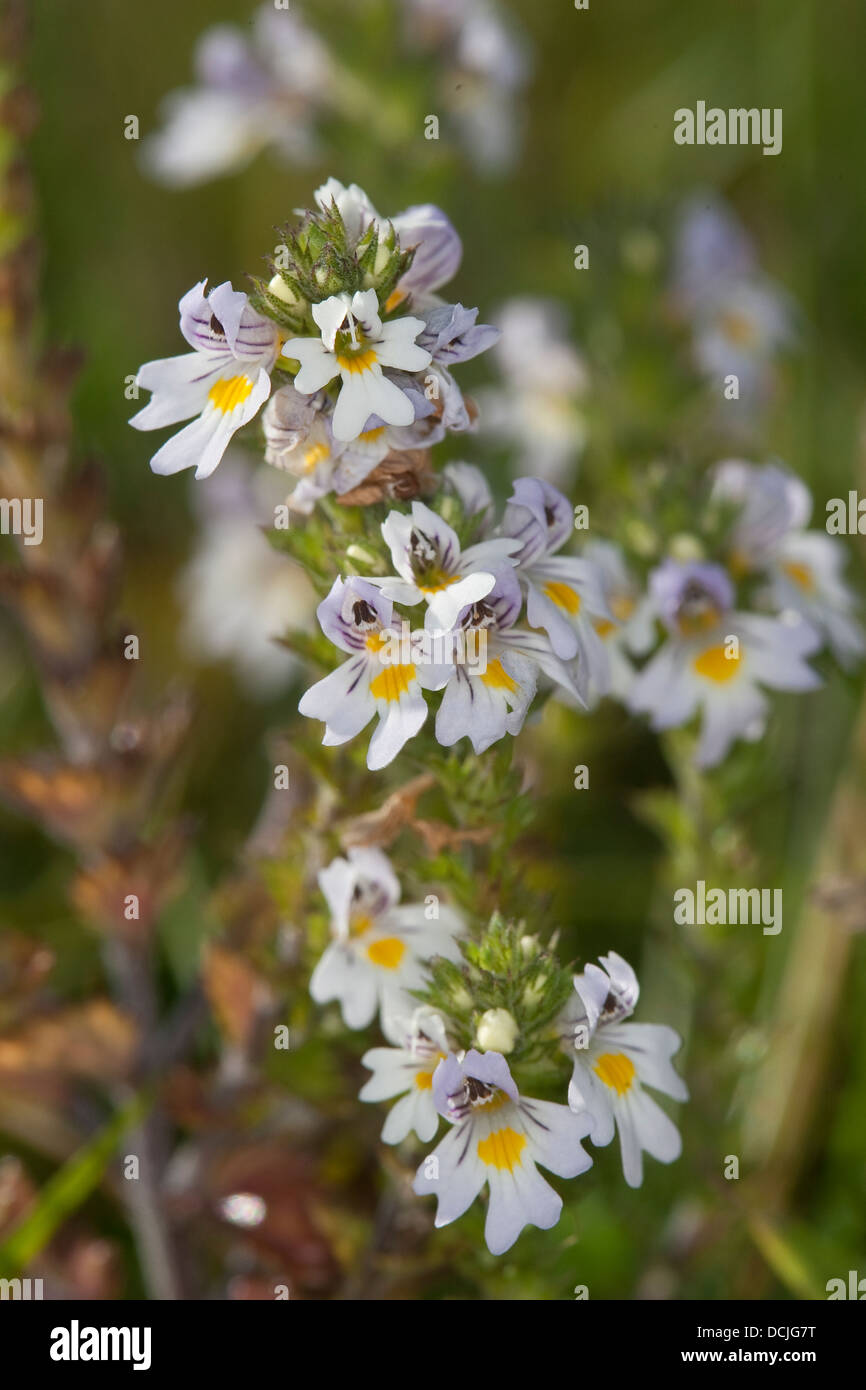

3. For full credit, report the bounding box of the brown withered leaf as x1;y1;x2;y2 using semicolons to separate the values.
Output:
411;818;494;854
202;943;275;1050
71;827;190;941
0;999;136;1081
336;448;436;506
339;773;435;849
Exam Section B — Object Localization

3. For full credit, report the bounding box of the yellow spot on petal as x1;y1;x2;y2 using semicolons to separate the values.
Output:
611;595;635;622
386;287;408;313
417;573;458;594
358;426;387;444
365;632;386;654
720;311;758;348
208;374;254;414
693;643;741;683
369;663;416;702
366;937;405;970
594;619;616;638
303;442;331;473
350;914;372;938
543;580;581;614
593;1052;636;1096
336;348;378;375
415;1069;434;1090
784;560;814;592
477;1126;527;1172
480;658;518;693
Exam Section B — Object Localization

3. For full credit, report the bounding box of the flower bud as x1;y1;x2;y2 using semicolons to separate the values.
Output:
268;274;301;308
475;1008;519;1054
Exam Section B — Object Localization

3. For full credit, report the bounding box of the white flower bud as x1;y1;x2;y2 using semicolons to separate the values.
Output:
268;274;301;308
475;1008;519;1054
669;532;705;562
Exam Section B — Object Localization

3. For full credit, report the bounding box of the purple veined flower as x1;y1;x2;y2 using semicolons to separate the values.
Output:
412;1049;592;1255
501;478;612;697
376;500;520;632
283;289;431;443
130;280;279;480
310;848;463;1030
431;566;586;754
582;540;656;704
560;952;688;1190
628;558;822;768
314;178;464;310
360;1006;451;1143
298;576;448;770
476;297;588;486
141;7;334;186
712;460;866;669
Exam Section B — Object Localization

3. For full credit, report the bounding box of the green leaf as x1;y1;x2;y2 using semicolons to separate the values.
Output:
0;1091;151;1276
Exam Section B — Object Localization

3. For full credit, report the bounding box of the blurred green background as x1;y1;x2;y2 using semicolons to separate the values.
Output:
1;0;864;1299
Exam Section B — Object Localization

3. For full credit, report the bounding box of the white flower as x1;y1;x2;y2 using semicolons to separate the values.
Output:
562;951;688;1189
432;566;585;754
298;576;447;770
413;1049;592;1255
360;1007;451;1143
475;1008;519;1053
141;8;334;186
283;289;431;442
130;280;279;480
712;460;865;669
502;478;612;698
628;559;821;768
377;500;519;631
583;539;655;703
310;848;463;1029
178;459;315;695
477;298;587;485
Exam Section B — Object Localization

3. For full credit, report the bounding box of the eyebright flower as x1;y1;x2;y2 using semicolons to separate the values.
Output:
360;1007;451;1143
178;459;314;695
561;952;687;1189
502;478;612;697
413;1049;593;1255
432;566;585;754
582;539;656;703
310;848;463;1029
628;558;821;768
283;289;431;443
670;197;794;401
478;297;588;485
141;7;334;186
130;280;279;479
713;460;865;669
298;577;447;770
378;500;520;631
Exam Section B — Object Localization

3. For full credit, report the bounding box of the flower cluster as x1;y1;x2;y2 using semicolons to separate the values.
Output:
297;473;610;767
310;849;687;1253
142;0;531;187
132;178;495;514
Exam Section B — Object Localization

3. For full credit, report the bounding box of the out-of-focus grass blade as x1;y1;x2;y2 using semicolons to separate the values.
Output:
747;1214;824;1301
0;1091;150;1276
